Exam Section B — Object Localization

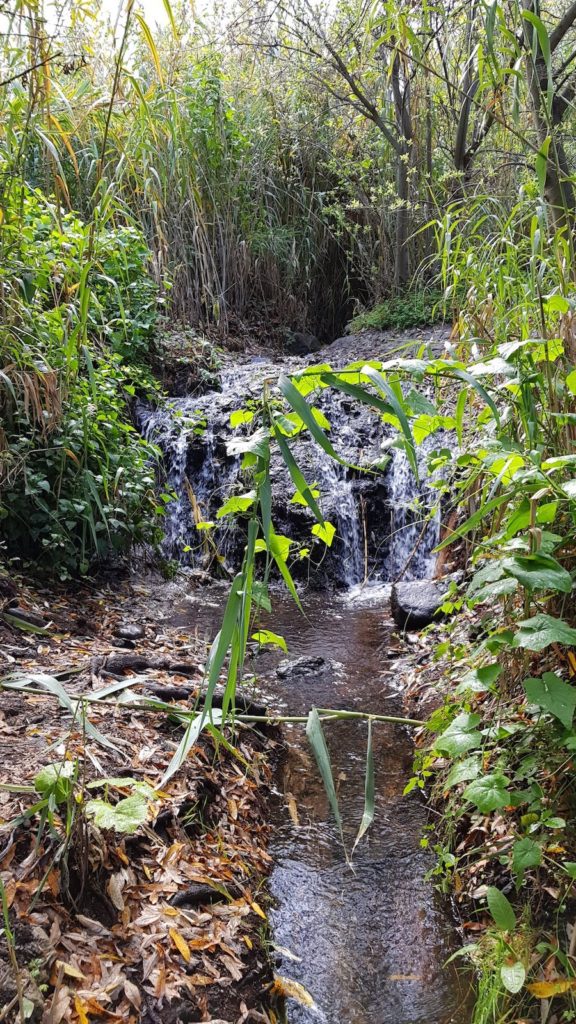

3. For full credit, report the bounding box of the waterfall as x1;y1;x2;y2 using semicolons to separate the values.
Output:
383;435;442;582
136;363;451;584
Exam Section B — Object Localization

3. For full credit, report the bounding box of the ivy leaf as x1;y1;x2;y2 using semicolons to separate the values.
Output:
524;672;576;729
230;408;254;427
216;491;256;518
85;794;149;834
502;553;572;593
251;629;288;653
501;961;526;994
435;713;482;757
512;837;542;881
456;663;502;694
486;886;516;931
513;614;576;652
463;773;511;813
444;756;481;790
311;521;336;547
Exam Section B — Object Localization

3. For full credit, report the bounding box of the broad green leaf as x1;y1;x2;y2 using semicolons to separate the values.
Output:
486;886;516;931
251;629;287;653
566;369;576;396
312;521;336;546
252;582;272;613
456;664;501;694
463;773;511;813
435;713;482;757
501;962;526;994
216;491;256;518
34;761;76;804
512;837;542;879
502;553;572;593
469;577;518;604
444;757;481;790
514;614;576;652
306;708;344;846
524;672;576;729
352;719;375;853
85;794;149;834
227;428;269;458
230;409;254;427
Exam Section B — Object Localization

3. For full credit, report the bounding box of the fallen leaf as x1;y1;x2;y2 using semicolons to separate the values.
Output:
526;978;576;997
74;995;89;1024
169;927;191;963
250;900;267;920
53;960;86;981
270;976;316;1007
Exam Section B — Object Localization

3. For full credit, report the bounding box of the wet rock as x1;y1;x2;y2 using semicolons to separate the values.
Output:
276;655;326;679
283;331;323;355
391;580;447;630
170;883;226;907
114;622;145;641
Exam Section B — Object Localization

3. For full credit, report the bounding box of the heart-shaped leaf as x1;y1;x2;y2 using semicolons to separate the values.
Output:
524;672;576;730
463;773;511;813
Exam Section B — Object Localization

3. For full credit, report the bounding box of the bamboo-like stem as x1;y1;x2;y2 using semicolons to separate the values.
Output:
0;683;423;727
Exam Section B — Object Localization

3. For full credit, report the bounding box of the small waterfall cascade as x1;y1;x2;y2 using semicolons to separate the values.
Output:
384;433;444;582
136;359;452;584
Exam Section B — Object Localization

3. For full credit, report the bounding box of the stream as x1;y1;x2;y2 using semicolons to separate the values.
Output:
142;328;472;1022
173;583;472;1023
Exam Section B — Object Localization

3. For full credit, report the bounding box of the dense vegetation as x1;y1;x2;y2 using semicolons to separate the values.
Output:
3;0;576;1020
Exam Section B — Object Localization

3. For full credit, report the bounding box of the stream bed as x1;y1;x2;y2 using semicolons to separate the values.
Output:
175;582;472;1024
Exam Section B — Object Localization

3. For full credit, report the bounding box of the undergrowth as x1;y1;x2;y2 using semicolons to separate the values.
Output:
347;289;444;334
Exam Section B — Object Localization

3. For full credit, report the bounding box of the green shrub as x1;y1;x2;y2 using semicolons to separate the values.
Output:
347;289;444;333
0;186;165;575
0;355;164;576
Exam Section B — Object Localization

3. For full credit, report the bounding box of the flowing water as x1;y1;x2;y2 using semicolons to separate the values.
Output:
145;328;471;1021
176;583;472;1024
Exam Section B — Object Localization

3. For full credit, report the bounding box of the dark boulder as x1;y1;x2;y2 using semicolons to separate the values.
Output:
391;580;447;630
114;622;146;641
277;655;327;679
284;331;323;355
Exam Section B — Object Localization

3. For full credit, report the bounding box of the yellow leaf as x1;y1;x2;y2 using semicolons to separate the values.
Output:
56;959;85;980
74;996;89;1024
271;976;316;1008
526;978;576;997
169;927;191;962
250;900;267;920
162;906;180;917
243;935;253;950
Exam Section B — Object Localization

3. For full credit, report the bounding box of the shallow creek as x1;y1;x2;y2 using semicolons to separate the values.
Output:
175;582;473;1024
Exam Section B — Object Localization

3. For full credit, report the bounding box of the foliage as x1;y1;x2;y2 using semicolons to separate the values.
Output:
347;291;444;334
0;187;164;575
